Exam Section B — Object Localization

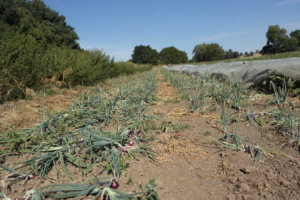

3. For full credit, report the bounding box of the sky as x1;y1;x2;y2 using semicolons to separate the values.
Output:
43;0;300;61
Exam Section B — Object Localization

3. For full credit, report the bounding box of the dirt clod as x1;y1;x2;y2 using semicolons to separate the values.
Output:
240;166;257;174
280;180;290;187
220;152;226;157
239;183;251;192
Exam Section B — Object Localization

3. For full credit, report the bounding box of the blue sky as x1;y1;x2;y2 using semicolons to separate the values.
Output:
44;0;300;61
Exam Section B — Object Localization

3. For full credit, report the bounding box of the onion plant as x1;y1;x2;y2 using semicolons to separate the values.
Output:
0;70;160;197
268;79;289;106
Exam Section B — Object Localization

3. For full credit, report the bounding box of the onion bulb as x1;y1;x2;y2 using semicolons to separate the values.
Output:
127;140;134;146
111;180;119;189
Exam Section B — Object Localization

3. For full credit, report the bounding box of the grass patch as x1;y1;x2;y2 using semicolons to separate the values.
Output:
204;131;211;136
148;120;189;133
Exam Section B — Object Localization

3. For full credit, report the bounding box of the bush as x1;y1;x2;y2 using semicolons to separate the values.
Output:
0;34;153;103
0;33;47;101
113;62;153;76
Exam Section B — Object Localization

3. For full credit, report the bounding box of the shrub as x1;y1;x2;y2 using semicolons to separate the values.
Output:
0;35;153;103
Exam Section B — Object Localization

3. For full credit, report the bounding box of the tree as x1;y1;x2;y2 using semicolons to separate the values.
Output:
233;51;239;58
290;29;300;48
192;43;225;62
256;50;259;53
266;25;288;52
244;52;249;56
250;51;254;56
228;49;233;59
0;0;80;49
224;49;234;59
261;25;288;54
159;46;188;64
284;37;298;52
131;45;158;65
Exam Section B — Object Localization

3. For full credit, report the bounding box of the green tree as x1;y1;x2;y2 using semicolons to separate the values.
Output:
284;37;298;52
131;45;158;65
233;51;239;58
290;29;300;48
224;49;236;59
266;25;288;52
262;25;288;54
159;46;188;64
0;0;80;49
192;43;225;62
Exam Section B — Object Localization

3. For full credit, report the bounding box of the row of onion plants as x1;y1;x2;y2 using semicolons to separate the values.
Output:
0;70;160;199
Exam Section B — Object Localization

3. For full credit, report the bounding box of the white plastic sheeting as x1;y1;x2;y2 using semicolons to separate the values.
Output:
163;58;300;87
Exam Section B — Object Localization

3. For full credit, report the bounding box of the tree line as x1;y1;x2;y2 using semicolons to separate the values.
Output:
132;25;300;65
131;43;253;64
131;45;188;65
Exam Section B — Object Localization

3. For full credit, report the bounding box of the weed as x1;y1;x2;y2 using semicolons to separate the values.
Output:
126;178;133;185
204;131;211;136
164;99;180;104
173;124;189;133
180;93;189;100
210;107;217;112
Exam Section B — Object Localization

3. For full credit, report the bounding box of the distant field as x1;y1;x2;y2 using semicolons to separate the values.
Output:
235;51;300;62
191;51;300;66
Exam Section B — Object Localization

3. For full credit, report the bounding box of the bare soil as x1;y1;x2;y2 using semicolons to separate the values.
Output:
120;72;300;200
0;69;300;200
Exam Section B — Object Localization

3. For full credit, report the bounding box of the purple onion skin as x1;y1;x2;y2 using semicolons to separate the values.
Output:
111;180;119;189
127;140;134;146
121;147;127;152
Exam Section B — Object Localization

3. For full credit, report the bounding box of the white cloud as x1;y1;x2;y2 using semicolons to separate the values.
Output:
276;0;300;6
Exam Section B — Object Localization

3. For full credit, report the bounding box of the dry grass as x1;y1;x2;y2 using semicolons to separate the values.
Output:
156;134;207;164
238;53;262;60
0;94;78;130
166;108;220;119
0;72;152;131
155;74;179;102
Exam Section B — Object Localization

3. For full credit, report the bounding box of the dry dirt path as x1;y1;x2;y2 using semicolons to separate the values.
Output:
119;70;300;200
